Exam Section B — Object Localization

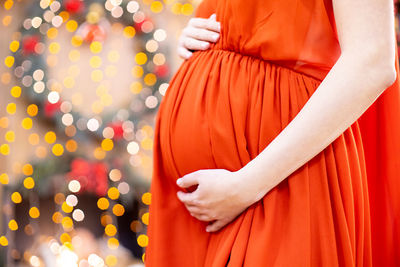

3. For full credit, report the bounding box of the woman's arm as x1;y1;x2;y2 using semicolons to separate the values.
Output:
176;0;397;232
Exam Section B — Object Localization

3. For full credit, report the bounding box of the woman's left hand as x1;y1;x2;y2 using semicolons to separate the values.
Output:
176;168;256;232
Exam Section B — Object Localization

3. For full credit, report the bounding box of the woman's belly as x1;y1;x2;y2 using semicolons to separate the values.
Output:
156;48;322;180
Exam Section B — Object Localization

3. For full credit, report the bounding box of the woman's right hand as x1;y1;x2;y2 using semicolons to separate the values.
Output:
177;13;221;60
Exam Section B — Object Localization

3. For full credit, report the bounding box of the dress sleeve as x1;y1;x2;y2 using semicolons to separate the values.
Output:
194;0;217;18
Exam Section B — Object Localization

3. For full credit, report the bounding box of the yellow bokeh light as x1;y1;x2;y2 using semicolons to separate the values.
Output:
101;214;112;226
100;94;113;106
47;27;58;39
59;11;70;22
10;86;21;97
107;187;119;200
112;204;125;216
123;26;136;38
172;3;182;14
107;238;119;250
44;131;56;144
131;66;144;78
52;144;64;156
29;207;40;219
91;69;103;82
141;212;149;225
52;212;63;223
27;104;38;117
23;177;35;189
94;147;106;160
8;220;18;231
150;1;163;13
142;192;151;205
105;255;118;266
135;53;147;65
62;202;73;213
68;50;80;62
5;131;15;142
65;139;78;152
0;236;8;246
101;139;114;151
49;42;61;54
3;15;12;27
62;216;73;229
71;35;83;47
144;73;157;86
60;233;71;244
181;3;194;15
90;56;102;68
22;164;33;176
54;193;65;205
21;118;33;130
9;41;19;53
105;224;117;236
28;133;39;145
90;41;102;54
97;197;109;210
4;56;14;68
11;192;22;204
91;101;104;114
0;144;10;155
6;103;16;114
4;0;13;10
63;76;75;88
0;173;9;184
66;20;78;32
137;234;148;247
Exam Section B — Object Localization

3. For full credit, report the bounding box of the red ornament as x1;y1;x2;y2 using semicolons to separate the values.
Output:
155;64;169;78
44;100;61;117
79;23;107;43
64;0;84;14
67;158;109;196
22;35;40;55
108;121;124;140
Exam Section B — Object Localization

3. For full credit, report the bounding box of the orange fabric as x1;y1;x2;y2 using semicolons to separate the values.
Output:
146;0;400;266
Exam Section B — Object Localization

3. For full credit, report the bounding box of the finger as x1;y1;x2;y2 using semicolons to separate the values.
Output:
176;172;200;188
180;37;210;51
209;13;216;20
184;27;220;43
191;212;214;222
185;204;203;214
206;220;228;232
177;46;193;59
176;190;199;205
188;17;221;33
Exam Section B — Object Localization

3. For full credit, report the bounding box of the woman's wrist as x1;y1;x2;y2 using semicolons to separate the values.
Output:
233;163;273;207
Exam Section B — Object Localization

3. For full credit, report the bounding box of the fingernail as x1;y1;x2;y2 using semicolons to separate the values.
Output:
202;43;209;49
205;228;210;232
176;178;182;185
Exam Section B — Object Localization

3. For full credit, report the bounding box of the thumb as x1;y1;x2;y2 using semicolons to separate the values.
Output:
209;13;216;20
176;173;198;188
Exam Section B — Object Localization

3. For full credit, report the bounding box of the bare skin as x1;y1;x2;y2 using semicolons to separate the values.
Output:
176;0;397;233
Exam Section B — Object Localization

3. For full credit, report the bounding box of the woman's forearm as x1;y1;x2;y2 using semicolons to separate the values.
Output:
237;53;396;205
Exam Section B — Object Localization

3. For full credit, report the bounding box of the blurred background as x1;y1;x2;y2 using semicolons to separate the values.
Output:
0;0;200;266
0;0;399;266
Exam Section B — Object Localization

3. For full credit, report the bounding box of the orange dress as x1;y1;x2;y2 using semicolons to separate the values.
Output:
146;0;400;266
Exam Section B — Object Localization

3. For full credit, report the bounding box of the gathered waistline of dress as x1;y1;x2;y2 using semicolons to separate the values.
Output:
192;48;324;83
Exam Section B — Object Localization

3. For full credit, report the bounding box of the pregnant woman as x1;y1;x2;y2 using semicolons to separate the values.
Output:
146;0;400;266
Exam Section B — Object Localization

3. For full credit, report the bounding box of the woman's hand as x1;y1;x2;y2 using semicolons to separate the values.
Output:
177;13;221;59
176;168;258;232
